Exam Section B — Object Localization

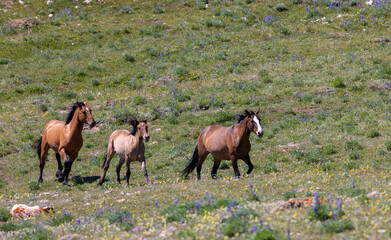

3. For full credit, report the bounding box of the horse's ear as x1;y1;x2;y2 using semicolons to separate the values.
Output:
256;108;260;115
84;101;87;106
245;109;251;116
76;101;82;108
127;117;136;126
144;117;148;123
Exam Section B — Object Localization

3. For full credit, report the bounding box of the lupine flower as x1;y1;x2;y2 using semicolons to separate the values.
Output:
195;201;200;211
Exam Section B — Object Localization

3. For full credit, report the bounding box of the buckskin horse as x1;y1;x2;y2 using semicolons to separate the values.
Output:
98;117;150;186
183;109;263;180
34;101;96;185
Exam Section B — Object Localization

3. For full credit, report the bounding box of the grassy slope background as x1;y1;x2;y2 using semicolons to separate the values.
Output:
0;0;391;239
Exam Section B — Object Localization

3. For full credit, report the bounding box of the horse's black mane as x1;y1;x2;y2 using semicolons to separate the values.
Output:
65;102;84;124
235;110;254;123
127;117;146;136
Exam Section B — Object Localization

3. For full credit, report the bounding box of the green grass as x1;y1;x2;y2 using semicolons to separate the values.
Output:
0;0;391;239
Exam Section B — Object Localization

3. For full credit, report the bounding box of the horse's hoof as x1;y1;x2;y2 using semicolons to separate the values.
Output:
38;179;43;183
55;171;62;178
63;181;68;186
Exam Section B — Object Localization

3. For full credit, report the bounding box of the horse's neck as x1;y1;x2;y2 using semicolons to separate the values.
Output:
132;131;144;145
233;118;251;143
67;110;84;136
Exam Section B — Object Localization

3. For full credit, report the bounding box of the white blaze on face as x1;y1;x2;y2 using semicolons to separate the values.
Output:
86;107;89;111
253;116;262;134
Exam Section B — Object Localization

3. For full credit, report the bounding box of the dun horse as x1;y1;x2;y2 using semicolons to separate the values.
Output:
34;101;96;185
183;109;263;180
98;117;150;186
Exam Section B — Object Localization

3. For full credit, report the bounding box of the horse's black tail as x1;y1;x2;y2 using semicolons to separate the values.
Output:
182;145;199;177
101;154;108;169
33;137;42;159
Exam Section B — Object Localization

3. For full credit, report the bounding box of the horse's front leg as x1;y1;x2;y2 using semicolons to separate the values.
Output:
243;154;254;175
125;157;131;186
211;158;221;179
116;157;125;185
230;154;240;178
55;153;63;179
140;159;150;185
63;154;76;185
58;149;68;183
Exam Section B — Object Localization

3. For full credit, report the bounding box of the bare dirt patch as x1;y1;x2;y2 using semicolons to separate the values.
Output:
10;19;38;29
83;121;104;133
329;32;346;38
1;0;14;8
294;106;319;115
0;149;18;158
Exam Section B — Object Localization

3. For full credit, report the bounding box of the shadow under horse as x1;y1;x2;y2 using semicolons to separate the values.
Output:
33;101;96;185
182;109;263;180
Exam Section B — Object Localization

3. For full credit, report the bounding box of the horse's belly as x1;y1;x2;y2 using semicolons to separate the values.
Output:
209;147;230;160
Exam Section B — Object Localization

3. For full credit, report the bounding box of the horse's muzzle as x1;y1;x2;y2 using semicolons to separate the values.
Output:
144;136;150;142
257;132;263;138
90;121;96;128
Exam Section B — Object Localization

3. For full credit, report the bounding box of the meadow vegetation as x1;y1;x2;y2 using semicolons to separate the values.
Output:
0;0;391;239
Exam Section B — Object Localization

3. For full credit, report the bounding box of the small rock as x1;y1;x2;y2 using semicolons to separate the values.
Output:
377;229;386;233
58;235;80;240
367;190;380;199
104;190;111;194
116;199;125;203
39;192;51;196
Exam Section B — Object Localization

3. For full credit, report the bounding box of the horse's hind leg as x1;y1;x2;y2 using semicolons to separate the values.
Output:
196;149;208;180
99;139;117;186
243;154;254;175
211;158;221;179
55;153;63;179
116;157;125;185
38;144;49;183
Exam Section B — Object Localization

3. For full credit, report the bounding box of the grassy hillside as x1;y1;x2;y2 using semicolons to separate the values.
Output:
0;0;391;239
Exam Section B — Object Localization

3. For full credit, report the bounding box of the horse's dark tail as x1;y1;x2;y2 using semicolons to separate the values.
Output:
182;145;199;177
101;154;108;169
33;137;42;159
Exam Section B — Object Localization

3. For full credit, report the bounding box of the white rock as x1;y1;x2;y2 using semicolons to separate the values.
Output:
367;190;380;198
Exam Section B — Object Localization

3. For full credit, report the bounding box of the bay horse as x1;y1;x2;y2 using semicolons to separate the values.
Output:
182;109;263;180
98;117;150;186
34;101;96;185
